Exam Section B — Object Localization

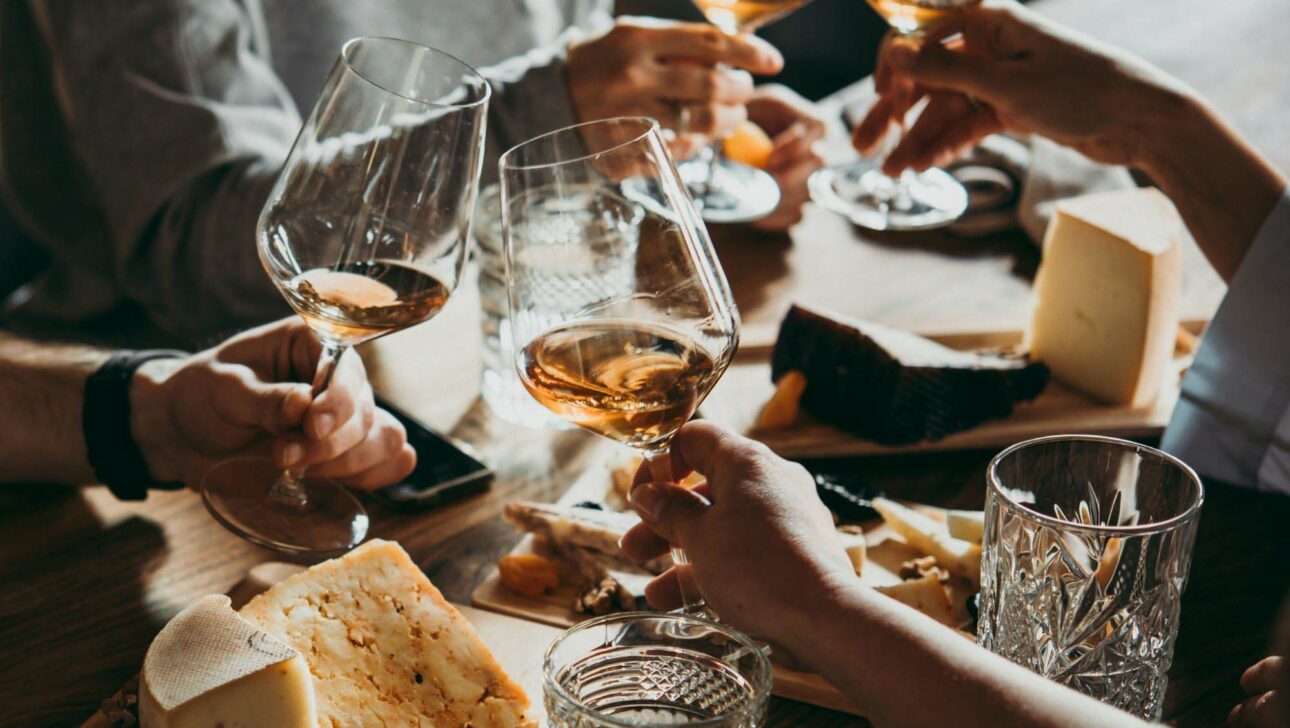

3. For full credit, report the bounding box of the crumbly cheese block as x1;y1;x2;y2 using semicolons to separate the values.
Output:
873;498;981;589
140;595;317;728
1028;187;1183;406
239;540;529;727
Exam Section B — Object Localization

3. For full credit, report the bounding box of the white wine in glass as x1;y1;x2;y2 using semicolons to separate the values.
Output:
201;38;489;557
502;117;739;611
691;0;810;33
809;0;975;230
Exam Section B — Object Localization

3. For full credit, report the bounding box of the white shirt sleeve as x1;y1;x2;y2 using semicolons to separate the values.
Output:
1162;187;1290;493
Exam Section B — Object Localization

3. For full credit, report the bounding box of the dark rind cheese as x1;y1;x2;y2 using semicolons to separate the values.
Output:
771;305;1049;444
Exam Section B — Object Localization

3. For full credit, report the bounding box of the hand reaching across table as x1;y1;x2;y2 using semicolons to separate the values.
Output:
566;19;785;160
745;84;828;232
0;317;415;494
1231;652;1289;727
851;0;1285;282
620;421;1149;728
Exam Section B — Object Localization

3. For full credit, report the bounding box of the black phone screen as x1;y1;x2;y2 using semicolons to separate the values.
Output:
370;396;492;511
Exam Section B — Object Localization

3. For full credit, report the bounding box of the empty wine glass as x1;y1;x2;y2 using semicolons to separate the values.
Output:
501;117;739;610
201;37;489;557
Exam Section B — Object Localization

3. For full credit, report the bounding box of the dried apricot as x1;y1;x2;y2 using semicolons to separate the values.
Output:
498;554;559;597
723;121;774;170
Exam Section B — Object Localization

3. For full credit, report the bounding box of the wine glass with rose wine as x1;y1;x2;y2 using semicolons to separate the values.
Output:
502;117;739;611
201;37;489;556
677;0;812;223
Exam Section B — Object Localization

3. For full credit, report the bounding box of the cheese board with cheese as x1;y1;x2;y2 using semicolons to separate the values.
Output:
85;544;561;728
702;187;1206;459
472;446;985;718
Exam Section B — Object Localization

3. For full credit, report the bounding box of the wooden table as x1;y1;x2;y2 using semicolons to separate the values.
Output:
2;0;1289;725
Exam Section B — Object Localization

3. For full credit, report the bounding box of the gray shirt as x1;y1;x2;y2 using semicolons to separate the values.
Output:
0;0;609;344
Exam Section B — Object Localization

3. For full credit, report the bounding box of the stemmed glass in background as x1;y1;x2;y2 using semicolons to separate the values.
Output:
809;0;974;230
201;37;490;557
502;117;739;611
679;0;811;223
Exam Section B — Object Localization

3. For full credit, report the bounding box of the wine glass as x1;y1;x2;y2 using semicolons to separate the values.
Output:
678;0;812;223
201;37;489;557
809;0;973;230
501;117;739;610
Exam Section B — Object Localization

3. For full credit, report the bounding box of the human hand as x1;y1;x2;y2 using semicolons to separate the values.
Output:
619;422;857;658
852;1;1193;175
1230;656;1288;728
131;318;416;490
744;85;827;232
567;19;784;158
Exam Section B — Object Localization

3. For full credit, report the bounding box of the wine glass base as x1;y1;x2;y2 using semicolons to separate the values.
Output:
809;160;968;231
201;457;369;558
677;157;781;224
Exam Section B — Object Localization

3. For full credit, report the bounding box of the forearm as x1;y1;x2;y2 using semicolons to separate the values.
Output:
1133;90;1287;282
793;582;1147;728
0;334;107;484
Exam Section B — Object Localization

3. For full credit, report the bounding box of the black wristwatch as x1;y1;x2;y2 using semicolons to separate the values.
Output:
83;350;188;501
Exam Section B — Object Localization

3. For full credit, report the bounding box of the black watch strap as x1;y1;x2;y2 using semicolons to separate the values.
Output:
83;350;189;501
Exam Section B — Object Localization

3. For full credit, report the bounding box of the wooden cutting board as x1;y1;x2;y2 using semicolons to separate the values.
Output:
470;449;951;718
85;563;562;727
700;323;1203;459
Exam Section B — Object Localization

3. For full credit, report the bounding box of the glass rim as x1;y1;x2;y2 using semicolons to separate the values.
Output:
987;434;1205;537
339;36;491;109
499;117;661;173
542;610;774;727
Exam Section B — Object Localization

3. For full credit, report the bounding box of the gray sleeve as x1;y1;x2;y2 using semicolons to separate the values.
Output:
477;18;610;179
1162;187;1290;493
30;0;298;338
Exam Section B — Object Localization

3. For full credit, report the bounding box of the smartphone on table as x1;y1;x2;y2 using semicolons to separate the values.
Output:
369;396;492;512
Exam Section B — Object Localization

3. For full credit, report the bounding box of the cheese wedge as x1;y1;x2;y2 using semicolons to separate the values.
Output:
1028;187;1183;406
877;575;957;628
873;498;981;588
239;539;530;727
946;509;985;544
140;595;316;728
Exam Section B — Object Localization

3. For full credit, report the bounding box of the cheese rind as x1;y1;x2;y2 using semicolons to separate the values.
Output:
239;539;530;727
1028;187;1183;406
139;594;316;728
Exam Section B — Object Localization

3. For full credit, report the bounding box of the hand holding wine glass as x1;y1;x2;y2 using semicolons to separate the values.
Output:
202;37;489;557
502;117;739;610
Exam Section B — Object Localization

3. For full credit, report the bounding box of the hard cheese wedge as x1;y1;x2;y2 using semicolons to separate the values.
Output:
140;594;316;728
239;539;530;727
1028;187;1183;406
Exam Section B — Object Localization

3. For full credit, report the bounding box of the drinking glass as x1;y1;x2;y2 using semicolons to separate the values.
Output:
978;435;1204;720
809;0;973;230
201;37;489;556
544;612;772;727
677;0;812;223
501;117;739;611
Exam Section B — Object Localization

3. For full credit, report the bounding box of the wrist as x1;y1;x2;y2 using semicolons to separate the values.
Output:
129;358;185;483
1123;81;1210;178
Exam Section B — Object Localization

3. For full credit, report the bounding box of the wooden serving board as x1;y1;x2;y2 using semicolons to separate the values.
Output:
471;450;938;718
86;563;562;727
700;322;1204;459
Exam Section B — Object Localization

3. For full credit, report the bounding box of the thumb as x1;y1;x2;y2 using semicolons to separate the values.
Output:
628;481;709;548
887;40;1001;98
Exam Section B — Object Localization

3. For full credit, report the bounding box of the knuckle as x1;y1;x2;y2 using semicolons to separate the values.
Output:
700;69;723;98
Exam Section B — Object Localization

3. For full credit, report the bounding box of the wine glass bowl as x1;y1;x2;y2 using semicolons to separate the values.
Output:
502;118;739;457
203;38;489;557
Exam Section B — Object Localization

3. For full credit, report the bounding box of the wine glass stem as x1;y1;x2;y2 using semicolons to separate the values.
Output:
266;341;347;508
642;448;707;614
